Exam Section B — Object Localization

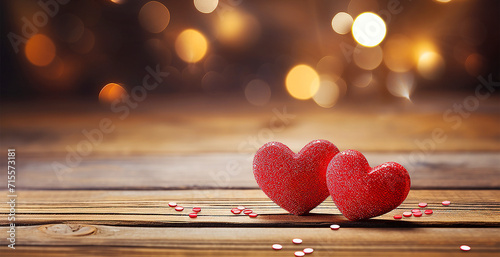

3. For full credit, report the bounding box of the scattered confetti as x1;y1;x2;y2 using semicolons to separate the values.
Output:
424;209;433;215
303;248;314;254
192;207;201;213
292;238;303;244
330;224;340;230
393;215;402;219
294;251;305;257
272;244;282;250
460;245;471;251
418;202;428;208
231;208;242;214
403;211;412;217
189;213;197;218
237;206;246;210
168;202;177;207
249;213;258;218
244;209;253;215
413;212;423;217
175;206;184;211
442;200;451;206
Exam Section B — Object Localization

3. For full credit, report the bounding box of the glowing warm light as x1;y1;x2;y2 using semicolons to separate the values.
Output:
351;71;372;88
25;34;56;67
316;56;344;82
138;1;170;33
383;35;413;72
313;79;340;108
285;64;320;100
110;0;124;3
99;83;127;103
386;72;415;100
216;10;260;48
417;51;445;80
331;12;353;35
175;29;208;63
348;0;379;17
352;12;386;47
435;0;452;3
245;79;271;106
353;45;383;70
194;0;218;14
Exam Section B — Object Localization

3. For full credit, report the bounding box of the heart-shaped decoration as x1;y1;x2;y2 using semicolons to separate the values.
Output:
326;150;411;221
253;140;339;215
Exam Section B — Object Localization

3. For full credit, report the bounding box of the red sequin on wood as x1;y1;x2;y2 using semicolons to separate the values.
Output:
393;214;402;219
192;207;201;213
189;213;197;218
249;213;258;218
424;209;433;215
403;211;412;217
231;208;241;214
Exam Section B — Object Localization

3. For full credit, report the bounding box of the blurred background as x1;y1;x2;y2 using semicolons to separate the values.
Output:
1;0;499;104
0;0;499;189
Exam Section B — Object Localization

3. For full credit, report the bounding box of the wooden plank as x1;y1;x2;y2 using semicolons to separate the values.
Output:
1;190;498;227
1;152;498;190
1;226;499;256
1;94;499;155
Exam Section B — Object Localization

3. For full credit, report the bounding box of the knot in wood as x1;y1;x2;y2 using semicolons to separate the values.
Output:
38;224;96;236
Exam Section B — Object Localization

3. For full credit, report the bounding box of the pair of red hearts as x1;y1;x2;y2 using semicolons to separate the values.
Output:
253;140;411;221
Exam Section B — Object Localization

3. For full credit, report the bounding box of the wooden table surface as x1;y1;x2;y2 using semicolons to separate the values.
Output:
1;93;499;256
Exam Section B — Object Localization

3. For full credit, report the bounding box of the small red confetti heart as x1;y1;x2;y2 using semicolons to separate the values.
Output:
327;150;411;221
253;140;339;215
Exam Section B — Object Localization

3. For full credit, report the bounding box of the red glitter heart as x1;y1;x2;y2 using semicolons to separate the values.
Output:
253;140;339;215
326;150;411;221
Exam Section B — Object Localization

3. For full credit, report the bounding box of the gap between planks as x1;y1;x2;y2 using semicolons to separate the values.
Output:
0;190;498;227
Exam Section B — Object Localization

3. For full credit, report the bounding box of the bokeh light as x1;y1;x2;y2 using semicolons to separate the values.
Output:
175;29;208;63
138;1;170;33
331;12;353;35
194;0;218;14
417;51;445;80
313;79;340;108
465;53;486;76
386;72;415;100
216;10;260;48
25;34;56;67
99;83;127;103
285;64;320;100
71;29;95;54
383;34;413;72
352;12;386;47
245;79;271;106
353;45;383;70
348;0;379;18
350;70;373;88
316;56;344;82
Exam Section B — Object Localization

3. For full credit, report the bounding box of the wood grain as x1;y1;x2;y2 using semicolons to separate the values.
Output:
1;190;498;227
1;152;498;190
1;226;499;256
